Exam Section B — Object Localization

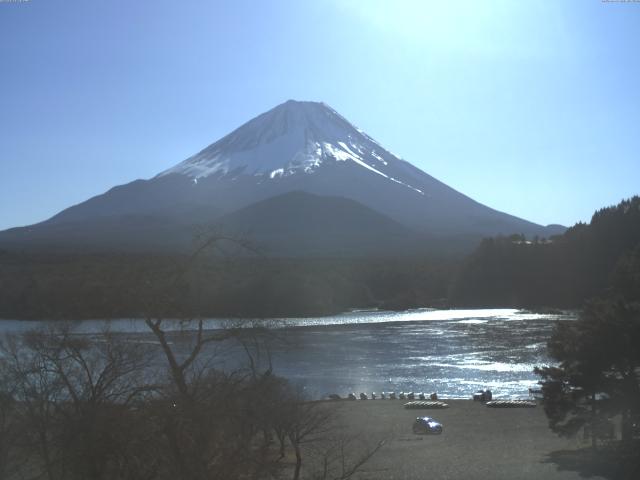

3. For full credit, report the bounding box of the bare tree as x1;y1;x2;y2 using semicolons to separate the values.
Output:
277;391;385;480
139;233;386;480
0;357;21;480
308;431;386;480
0;232;384;480
0;325;157;480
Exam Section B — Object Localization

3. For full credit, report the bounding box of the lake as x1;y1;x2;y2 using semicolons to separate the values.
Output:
0;308;574;400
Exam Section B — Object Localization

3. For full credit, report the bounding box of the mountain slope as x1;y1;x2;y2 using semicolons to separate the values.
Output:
0;100;564;255
214;191;423;256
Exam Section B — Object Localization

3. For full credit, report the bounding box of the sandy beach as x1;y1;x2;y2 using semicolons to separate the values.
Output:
327;399;606;480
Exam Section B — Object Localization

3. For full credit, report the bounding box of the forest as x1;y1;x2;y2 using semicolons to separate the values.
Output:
0;196;638;320
0;252;454;319
450;196;640;307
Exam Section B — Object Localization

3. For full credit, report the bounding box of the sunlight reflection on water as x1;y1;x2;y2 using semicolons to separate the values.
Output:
0;309;575;399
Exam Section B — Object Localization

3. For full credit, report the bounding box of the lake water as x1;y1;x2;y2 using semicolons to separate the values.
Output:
0;309;574;400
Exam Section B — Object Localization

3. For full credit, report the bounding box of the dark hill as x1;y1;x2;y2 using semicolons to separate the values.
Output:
214;191;424;256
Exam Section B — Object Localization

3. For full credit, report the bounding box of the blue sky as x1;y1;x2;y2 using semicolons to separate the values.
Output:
0;0;638;230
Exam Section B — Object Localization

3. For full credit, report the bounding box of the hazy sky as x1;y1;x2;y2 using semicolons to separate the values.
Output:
1;0;638;230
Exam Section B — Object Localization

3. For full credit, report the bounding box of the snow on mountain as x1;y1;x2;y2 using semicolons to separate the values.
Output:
158;100;424;195
0;99;565;255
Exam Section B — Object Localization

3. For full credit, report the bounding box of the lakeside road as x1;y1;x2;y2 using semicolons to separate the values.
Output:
328;399;605;480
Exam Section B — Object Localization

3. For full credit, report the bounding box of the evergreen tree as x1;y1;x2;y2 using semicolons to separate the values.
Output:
535;299;640;447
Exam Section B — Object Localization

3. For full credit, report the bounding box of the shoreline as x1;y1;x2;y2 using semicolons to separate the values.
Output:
0;307;572;332
327;399;604;480
0;311;559;401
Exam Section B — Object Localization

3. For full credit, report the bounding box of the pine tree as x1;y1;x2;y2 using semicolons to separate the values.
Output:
535;299;640;448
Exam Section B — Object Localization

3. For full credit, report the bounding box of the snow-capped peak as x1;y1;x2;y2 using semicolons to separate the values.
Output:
157;100;423;195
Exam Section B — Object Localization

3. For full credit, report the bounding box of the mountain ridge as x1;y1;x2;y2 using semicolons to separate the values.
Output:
0;100;565;256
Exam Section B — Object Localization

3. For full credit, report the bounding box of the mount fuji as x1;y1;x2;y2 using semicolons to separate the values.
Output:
0;100;563;255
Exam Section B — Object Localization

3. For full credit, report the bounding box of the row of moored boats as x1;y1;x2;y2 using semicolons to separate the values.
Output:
328;392;439;401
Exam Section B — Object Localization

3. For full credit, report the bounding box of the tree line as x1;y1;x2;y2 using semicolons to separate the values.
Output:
1;196;639;319
451;196;640;308
528;197;640;477
0;253;455;320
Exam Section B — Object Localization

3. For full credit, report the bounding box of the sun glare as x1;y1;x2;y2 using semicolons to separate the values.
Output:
339;0;530;55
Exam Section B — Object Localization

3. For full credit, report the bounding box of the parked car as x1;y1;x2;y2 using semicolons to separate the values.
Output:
473;389;492;402
412;416;443;434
